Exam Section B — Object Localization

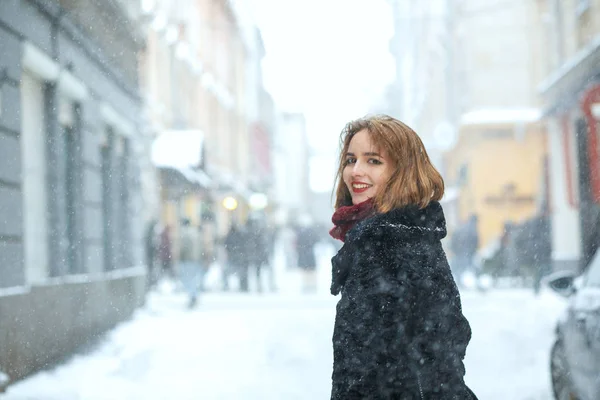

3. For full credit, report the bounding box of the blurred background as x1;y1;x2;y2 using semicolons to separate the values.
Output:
0;0;599;399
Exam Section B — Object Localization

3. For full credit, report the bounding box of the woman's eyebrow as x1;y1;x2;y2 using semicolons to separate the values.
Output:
345;151;384;159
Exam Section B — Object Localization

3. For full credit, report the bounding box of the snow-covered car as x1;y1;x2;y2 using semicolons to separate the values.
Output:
548;251;600;400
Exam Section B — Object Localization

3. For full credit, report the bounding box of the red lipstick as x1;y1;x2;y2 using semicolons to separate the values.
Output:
351;181;371;194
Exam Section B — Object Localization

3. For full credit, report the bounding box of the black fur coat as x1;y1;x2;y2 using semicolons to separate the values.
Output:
330;202;477;400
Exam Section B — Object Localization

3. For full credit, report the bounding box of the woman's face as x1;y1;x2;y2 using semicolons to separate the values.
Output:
342;129;393;205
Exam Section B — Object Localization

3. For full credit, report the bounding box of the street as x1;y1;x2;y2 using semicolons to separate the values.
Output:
2;245;566;400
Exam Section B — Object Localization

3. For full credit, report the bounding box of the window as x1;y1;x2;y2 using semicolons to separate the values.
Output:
115;135;131;268
101;129;115;271
585;250;600;287
552;0;565;64
59;97;80;274
20;71;49;284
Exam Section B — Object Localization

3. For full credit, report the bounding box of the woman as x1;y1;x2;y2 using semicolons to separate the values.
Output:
329;115;477;399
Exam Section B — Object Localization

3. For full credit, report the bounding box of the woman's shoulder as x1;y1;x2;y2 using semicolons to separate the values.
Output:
332;202;451;295
347;201;447;244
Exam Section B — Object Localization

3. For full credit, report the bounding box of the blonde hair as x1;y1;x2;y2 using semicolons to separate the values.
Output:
334;114;444;212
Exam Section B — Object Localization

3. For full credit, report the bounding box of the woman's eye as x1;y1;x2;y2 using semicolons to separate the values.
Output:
368;158;382;165
345;158;356;165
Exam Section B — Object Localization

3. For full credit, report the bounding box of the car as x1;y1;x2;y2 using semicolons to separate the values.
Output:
547;250;600;400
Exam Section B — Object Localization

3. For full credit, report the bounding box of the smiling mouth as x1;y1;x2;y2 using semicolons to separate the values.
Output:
352;183;372;193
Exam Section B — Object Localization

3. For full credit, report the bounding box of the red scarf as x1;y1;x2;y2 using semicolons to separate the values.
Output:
329;198;376;242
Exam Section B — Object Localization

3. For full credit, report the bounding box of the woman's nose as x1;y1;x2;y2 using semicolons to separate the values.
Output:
351;160;365;176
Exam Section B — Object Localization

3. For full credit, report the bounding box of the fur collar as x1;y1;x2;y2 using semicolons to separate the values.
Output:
331;202;447;296
346;201;447;243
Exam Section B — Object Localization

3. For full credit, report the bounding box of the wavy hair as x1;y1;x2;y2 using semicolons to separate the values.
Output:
333;114;444;212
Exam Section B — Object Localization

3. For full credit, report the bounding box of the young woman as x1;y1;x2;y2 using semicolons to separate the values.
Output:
329;115;477;399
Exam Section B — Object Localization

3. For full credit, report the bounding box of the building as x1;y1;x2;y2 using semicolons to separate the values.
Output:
446;0;549;251
272;113;311;224
0;0;147;382
142;0;276;243
385;0;455;167
385;0;464;243
142;0;216;254
386;0;549;251
538;0;600;273
443;112;547;249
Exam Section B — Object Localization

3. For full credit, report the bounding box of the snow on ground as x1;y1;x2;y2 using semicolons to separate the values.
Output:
462;289;565;400
1;243;567;400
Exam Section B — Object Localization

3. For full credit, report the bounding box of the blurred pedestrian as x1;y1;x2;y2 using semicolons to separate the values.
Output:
198;223;215;292
224;222;250;292
464;214;479;269
450;224;467;281
247;216;275;293
144;219;159;288
158;224;174;280
450;215;479;286
531;215;552;295
178;218;202;308
295;215;319;293
329;115;477;399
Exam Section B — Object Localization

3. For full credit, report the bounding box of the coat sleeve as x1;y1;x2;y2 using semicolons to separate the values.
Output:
408;243;474;399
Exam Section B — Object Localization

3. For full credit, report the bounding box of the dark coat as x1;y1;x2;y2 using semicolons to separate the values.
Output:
224;225;249;266
296;225;318;269
246;221;270;266
330;202;477;400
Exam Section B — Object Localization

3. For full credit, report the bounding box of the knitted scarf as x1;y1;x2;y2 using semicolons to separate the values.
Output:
329;198;376;242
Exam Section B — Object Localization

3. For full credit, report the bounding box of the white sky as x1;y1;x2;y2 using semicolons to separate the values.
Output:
250;0;396;192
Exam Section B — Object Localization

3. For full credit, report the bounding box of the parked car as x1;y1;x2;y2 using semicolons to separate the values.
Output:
548;251;600;400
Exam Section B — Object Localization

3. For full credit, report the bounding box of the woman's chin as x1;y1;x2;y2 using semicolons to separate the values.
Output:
351;194;370;205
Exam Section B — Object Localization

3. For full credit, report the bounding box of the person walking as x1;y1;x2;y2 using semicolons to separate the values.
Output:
450;215;479;287
329;115;477;399
178;219;202;308
295;215;319;293
144;219;159;288
158;224;174;280
246;217;274;293
224;222;250;292
531;215;552;295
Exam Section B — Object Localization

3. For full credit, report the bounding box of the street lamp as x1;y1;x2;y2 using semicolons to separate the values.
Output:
222;196;238;211
249;193;268;211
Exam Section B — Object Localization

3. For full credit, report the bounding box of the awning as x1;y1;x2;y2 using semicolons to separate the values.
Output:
151;129;204;169
152;129;212;190
158;166;212;199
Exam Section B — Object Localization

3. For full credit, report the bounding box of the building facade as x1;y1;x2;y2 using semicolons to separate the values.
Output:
386;0;549;251
141;0;277;263
272;113;311;224
447;0;549;252
538;0;600;272
0;0;148;382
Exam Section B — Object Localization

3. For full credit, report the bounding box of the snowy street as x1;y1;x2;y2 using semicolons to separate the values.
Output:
1;0;595;399
2;244;567;400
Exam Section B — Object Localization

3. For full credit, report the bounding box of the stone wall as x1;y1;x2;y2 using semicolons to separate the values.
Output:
0;270;146;382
